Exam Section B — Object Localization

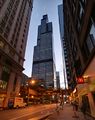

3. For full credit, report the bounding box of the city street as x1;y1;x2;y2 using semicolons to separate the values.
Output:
0;0;95;119
0;104;56;120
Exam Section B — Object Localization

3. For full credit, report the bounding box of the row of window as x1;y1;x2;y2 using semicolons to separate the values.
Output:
3;0;20;39
10;0;29;57
0;65;19;92
0;0;15;34
0;0;5;12
64;3;82;78
82;4;95;63
0;38;22;65
10;0;26;49
77;0;87;32
68;0;87;33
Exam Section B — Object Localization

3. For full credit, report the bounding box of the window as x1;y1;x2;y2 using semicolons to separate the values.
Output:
75;58;82;76
18;57;21;63
3;13;8;21
21;44;23;49
5;25;10;34
86;15;95;53
10;14;14;20
14;44;16;48
81;0;87;6
8;19;12;26
86;35;94;53
72;3;76;15
4;33;8;38
12;34;15;40
79;2;84;21
13;76;17;91
19;50;22;55
10;40;13;45
1;65;10;86
89;18;95;45
22;39;24;42
77;19;81;32
0;55;1;60
0;41;5;48
82;42;89;62
9;48;15;57
23;34;25;37
0;19;6;28
25;25;27;28
0;27;3;33
24;29;26;33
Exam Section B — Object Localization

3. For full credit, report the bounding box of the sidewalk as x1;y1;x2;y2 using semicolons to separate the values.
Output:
46;104;94;120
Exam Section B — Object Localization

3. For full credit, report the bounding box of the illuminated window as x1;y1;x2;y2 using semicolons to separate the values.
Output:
0;40;4;48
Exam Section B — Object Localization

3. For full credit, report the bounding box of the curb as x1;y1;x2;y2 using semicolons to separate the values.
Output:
29;113;53;120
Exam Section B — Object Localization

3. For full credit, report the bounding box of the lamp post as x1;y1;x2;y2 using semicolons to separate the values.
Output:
30;80;36;85
27;79;36;105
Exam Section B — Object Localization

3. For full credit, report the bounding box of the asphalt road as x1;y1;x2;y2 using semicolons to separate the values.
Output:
0;104;56;120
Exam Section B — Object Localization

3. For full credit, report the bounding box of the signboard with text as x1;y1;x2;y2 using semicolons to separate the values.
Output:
77;77;84;84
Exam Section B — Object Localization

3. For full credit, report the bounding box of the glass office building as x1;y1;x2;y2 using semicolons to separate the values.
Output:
32;15;55;89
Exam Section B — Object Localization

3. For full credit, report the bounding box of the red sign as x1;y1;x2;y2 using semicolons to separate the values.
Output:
77;77;84;84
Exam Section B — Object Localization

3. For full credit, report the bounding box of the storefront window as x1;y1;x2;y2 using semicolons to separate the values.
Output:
1;65;10;90
0;80;7;89
82;95;91;113
92;92;95;103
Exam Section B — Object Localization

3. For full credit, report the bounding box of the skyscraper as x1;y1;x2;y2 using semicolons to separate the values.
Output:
0;0;33;108
58;4;68;89
32;15;55;89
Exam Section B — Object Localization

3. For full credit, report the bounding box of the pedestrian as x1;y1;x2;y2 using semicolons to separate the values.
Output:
73;101;78;111
81;102;86;115
60;100;64;110
56;101;60;114
72;101;79;118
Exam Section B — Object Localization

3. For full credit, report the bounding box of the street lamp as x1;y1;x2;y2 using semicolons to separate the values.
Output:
27;80;35;105
30;80;36;85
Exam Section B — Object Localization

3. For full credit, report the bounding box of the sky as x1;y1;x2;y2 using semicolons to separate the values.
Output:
23;0;65;88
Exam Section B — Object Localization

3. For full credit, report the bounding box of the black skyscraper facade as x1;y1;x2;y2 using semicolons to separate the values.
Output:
32;15;55;89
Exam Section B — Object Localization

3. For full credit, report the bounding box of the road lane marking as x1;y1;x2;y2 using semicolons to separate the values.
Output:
9;108;45;120
9;107;52;120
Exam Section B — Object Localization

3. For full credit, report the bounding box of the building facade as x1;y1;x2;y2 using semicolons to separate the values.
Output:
0;0;33;108
32;15;55;89
56;72;60;90
63;0;95;117
58;4;68;90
